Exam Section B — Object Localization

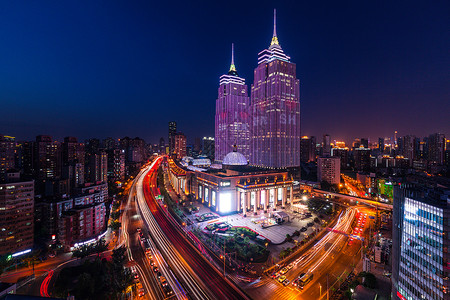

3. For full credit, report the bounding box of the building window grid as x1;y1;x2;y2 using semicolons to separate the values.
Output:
400;198;447;300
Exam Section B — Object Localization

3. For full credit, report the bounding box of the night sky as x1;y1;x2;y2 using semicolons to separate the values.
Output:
1;1;449;145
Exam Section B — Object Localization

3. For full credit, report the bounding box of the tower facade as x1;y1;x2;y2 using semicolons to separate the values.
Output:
249;10;301;168
215;44;250;162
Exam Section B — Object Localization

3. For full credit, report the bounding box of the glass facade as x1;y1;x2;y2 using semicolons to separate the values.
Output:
397;197;449;300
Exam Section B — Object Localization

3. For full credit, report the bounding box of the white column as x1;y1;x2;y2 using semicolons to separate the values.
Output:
264;189;269;213
254;190;258;215
282;187;287;209
243;192;247;217
237;191;241;211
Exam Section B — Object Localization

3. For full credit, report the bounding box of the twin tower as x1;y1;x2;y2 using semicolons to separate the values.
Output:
214;10;301;168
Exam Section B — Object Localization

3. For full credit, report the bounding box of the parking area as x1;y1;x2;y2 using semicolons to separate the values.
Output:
186;203;323;245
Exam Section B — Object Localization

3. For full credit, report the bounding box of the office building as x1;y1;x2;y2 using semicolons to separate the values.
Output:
392;183;450;300
215;43;250;161
168;121;177;157
249;10;301;168
0;180;34;256
317;156;341;185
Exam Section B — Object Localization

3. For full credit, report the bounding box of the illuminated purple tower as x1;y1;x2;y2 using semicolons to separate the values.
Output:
215;44;250;162
250;10;301;168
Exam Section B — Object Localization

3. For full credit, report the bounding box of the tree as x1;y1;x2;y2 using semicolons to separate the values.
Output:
109;221;121;231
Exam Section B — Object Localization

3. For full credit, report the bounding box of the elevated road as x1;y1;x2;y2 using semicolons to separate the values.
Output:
136;156;247;300
312;189;393;210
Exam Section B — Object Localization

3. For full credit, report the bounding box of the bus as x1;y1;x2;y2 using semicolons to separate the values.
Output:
298;273;313;289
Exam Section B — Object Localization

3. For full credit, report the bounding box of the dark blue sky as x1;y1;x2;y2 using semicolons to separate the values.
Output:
1;1;449;145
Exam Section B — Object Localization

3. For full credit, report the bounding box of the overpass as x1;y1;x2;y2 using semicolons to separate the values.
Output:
311;189;393;211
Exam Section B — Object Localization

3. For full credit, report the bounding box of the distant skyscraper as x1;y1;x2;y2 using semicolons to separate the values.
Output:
215;43;250;161
0;135;16;180
174;133;187;160
378;137;385;152
300;136;315;163
250;10;301;168
88;151;107;183
322;134;331;156
360;138;369;149
202;137;215;161
34;135;62;180
354;147;371;171
159;137;165;154
427;133;445;165
168;121;177;156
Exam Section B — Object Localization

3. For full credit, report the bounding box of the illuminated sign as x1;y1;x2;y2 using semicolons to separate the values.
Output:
220;181;231;187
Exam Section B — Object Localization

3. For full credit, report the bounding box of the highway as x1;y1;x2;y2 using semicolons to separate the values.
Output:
134;156;247;300
245;207;361;299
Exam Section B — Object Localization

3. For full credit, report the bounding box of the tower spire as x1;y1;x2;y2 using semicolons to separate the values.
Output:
270;9;279;46
228;43;238;75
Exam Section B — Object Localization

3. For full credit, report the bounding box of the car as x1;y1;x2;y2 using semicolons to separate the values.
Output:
280;267;289;274
271;272;280;279
287;263;294;270
157;271;162;279
283;279;290;286
136;228;141;233
307;222;314;227
138;288;145;297
292;278;300;287
149;260;155;266
153;266;158;273
300;227;307;232
278;275;287;283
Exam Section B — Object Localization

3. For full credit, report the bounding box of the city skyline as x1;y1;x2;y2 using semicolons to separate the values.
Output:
1;1;449;143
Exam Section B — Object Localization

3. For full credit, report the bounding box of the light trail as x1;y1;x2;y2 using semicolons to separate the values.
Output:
135;158;213;300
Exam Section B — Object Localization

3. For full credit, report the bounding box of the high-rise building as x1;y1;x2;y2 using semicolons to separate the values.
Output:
427;133;445;165
300;136;315;163
0;179;34;256
360;138;369;149
168;121;177;157
159;137;166;154
202;137;215;161
354;147;371;171
249;10;301;168
378;138;385;152
215;43;250;161
107;149;125;182
332;147;349;169
392;183;450;300
317;156;341;185
34;135;62;180
63;137;85;165
88;151;107;183
0;135;16;180
174;133;187;160
321;134;331;156
102;137;117;150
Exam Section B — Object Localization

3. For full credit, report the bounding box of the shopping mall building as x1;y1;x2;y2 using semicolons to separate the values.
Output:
167;149;293;216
